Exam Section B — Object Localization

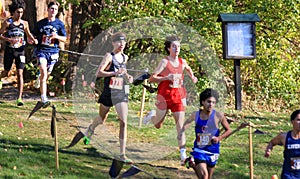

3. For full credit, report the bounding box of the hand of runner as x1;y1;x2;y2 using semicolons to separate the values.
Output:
167;74;175;81
9;38;19;45
0;10;8;19
192;76;198;83
28;38;38;45
127;75;133;83
211;136;219;144
50;32;58;40
264;149;271;158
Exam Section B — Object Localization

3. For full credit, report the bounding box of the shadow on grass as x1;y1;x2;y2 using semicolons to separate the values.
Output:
0;137;181;178
244;116;267;120
0;138;110;159
0;137;113;178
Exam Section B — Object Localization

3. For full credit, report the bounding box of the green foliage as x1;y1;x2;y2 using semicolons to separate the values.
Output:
63;0;299;109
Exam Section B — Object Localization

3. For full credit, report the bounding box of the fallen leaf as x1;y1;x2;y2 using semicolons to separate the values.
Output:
233;164;239;168
270;121;278;125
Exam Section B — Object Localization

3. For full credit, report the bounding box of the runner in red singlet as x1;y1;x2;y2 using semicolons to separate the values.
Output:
143;35;198;165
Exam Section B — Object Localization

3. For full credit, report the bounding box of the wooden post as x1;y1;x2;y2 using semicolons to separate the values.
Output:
249;123;253;179
234;59;242;110
139;80;147;127
53;106;59;169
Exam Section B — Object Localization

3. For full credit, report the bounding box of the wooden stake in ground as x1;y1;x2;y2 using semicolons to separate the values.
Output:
52;105;59;169
249;122;253;179
139;80;147;127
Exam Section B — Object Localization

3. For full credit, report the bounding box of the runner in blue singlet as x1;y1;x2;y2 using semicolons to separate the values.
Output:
265;110;300;179
179;88;232;179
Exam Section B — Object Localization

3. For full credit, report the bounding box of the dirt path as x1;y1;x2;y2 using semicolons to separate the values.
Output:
0;83;40;101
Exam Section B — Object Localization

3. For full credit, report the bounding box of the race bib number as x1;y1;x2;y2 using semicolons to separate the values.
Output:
181;98;187;106
170;74;182;88
109;77;123;90
9;37;23;48
20;56;26;63
42;35;55;46
291;157;300;170
51;53;59;60
124;85;129;94
196;133;211;146
210;154;219;162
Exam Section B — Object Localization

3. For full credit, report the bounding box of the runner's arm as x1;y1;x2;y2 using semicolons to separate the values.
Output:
182;59;197;83
95;53;115;78
216;112;232;142
265;132;286;157
149;58;171;83
24;21;38;44
123;55;133;83
0;21;9;42
51;32;66;43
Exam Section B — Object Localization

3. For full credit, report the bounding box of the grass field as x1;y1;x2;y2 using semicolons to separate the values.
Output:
0;99;293;178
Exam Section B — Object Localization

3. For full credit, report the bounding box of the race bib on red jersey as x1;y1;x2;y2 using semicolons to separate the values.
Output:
169;73;182;88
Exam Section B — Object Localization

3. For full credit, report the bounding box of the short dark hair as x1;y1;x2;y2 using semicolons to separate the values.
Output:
200;88;219;106
164;35;180;55
291;110;300;121
9;0;26;15
48;1;60;8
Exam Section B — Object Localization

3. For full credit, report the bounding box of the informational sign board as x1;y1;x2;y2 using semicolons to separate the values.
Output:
227;23;254;58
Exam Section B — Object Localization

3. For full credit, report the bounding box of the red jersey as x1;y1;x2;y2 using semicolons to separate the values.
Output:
157;57;186;103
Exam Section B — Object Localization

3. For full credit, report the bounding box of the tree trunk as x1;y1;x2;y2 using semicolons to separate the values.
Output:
67;1;107;92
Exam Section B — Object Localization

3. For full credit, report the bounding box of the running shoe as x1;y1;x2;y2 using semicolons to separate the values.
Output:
83;126;94;145
42;100;51;108
16;98;24;106
83;136;90;145
143;109;155;124
180;149;187;166
120;155;134;164
184;156;194;169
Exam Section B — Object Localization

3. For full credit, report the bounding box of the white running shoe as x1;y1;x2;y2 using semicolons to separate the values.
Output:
143;110;155;124
180;149;187;166
34;74;40;89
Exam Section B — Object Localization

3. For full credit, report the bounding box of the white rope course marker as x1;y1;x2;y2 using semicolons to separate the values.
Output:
60;49;105;58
